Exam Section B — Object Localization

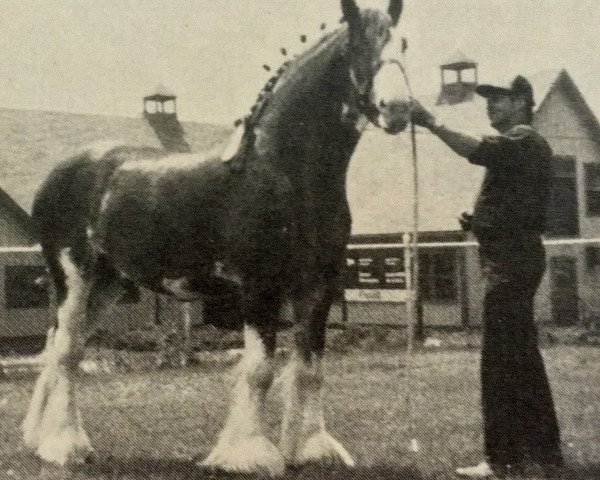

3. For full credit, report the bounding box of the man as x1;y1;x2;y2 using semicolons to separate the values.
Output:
411;76;563;477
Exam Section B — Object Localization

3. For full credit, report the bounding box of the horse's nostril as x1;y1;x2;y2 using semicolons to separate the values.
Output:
379;99;387;108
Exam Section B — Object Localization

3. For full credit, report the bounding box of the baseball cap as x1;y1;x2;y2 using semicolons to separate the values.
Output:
475;75;535;107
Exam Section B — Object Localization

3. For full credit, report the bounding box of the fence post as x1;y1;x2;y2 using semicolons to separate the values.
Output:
156;298;193;368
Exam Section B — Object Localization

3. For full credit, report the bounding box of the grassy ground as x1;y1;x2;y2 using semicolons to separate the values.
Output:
1;345;600;479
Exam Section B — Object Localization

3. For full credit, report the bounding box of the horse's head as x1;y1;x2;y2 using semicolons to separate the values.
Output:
342;0;411;134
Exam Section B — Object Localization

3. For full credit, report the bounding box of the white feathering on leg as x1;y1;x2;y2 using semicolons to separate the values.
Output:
279;354;305;464
280;354;355;467
24;249;93;465
201;325;284;476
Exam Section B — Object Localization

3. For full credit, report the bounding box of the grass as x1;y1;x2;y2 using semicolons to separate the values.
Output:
1;345;600;479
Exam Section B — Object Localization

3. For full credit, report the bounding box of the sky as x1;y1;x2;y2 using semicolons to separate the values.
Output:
0;0;599;125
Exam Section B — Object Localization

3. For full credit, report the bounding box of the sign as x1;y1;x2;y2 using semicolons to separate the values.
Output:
344;247;408;303
345;289;409;302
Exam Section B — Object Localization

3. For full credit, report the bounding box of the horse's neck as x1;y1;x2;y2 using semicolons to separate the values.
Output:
253;28;362;173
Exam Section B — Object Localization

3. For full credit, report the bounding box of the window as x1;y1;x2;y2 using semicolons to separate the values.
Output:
548;155;579;236
584;162;600;216
419;250;457;301
585;246;600;271
118;281;140;304
5;266;50;309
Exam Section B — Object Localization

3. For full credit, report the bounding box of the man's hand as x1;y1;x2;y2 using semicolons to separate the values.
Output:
410;101;482;159
410;99;437;129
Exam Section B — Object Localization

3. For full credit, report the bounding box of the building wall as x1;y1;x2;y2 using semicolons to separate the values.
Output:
0;249;197;338
0;209;35;246
534;85;600;325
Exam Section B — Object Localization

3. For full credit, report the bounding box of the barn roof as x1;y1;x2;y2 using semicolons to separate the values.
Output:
347;69;599;235
0;108;231;214
441;50;477;69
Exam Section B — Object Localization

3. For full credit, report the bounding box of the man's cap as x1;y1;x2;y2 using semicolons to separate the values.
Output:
475;75;535;107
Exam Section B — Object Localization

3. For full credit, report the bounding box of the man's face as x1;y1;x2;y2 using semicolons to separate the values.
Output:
486;93;521;130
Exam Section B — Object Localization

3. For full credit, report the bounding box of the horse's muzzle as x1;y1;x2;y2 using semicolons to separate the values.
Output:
379;114;409;134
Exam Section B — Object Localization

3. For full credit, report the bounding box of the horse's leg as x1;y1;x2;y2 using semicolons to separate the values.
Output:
202;284;285;476
280;276;354;467
23;248;94;465
23;251;122;465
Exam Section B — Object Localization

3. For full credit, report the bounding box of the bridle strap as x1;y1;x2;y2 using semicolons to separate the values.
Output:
348;68;379;123
378;57;414;98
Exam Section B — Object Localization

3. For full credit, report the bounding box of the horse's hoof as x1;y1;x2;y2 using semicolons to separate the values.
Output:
294;431;355;468
37;431;94;466
200;435;286;477
38;446;94;467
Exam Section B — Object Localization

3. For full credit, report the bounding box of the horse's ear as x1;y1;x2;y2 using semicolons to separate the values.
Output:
341;0;362;45
388;0;403;26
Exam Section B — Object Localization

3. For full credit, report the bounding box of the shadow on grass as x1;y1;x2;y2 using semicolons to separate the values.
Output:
5;453;426;480
286;463;424;480
9;454;600;480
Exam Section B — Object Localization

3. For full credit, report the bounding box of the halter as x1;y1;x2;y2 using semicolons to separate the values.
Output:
348;56;413;127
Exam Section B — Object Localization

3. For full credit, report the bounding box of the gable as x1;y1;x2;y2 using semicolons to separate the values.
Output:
535;81;594;140
534;70;600;146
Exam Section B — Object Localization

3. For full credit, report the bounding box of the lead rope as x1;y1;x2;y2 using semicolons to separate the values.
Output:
356;50;421;453
405;117;420;453
391;45;421;454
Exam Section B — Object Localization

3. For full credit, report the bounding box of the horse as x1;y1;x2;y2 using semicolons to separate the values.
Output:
22;0;412;475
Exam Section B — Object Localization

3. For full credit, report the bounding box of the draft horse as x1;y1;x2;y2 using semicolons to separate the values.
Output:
23;0;412;475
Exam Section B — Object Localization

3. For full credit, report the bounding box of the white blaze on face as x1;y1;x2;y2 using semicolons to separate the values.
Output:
372;31;411;133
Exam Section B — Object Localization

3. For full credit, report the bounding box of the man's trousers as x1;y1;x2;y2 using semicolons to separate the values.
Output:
478;235;562;468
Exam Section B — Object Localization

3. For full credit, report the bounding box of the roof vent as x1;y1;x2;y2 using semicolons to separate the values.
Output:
436;51;478;106
144;85;177;116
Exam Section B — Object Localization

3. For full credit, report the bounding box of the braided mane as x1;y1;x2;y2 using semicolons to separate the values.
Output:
234;28;342;128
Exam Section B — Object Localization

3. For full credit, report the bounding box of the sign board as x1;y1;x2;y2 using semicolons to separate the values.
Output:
344;247;408;303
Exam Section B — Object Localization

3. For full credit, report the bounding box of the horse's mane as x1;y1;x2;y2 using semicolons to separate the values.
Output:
235;27;349;129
